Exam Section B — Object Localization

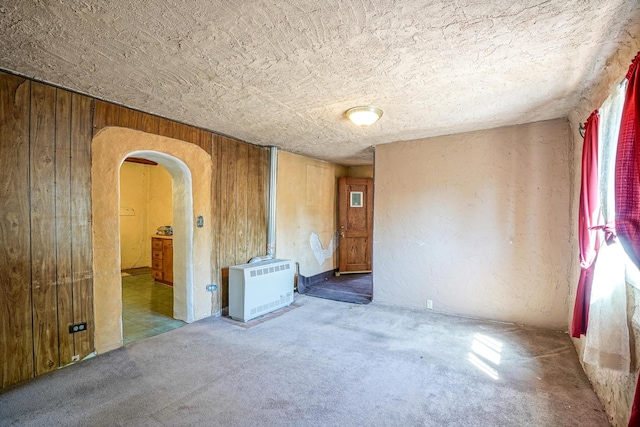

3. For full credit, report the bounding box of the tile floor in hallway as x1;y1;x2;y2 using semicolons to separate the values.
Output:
122;273;185;345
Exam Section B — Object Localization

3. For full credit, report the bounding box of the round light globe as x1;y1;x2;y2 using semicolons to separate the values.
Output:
345;106;383;127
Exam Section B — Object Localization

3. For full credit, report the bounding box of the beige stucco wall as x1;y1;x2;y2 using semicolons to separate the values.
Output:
119;162;173;269
373;119;571;329
92;127;212;354
567;40;640;427
276;151;347;277
120;162;150;269
147;165;173;236
348;165;374;178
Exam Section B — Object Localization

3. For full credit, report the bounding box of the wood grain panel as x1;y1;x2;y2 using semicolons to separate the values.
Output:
93;100;120;136
246;146;261;259
158;117;180;139
235;142;248;264
210;136;221;308
0;73;33;388
30;82;59;375
179;124;199;145
0;71;273;389
141;113;159;134
54;89;75;366
218;136;230;307
259;146;269;255
197;129;212;154
226;139;238;266
119;107;143;130
70;93;95;358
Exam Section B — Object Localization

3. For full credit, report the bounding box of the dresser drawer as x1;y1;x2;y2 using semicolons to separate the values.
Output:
151;236;173;286
151;269;163;281
152;259;163;270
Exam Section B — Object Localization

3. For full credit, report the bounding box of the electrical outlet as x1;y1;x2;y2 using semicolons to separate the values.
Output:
206;284;217;292
71;355;80;362
69;322;87;334
426;300;433;310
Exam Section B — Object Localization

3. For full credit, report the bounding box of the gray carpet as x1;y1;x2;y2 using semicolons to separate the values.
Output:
0;295;610;426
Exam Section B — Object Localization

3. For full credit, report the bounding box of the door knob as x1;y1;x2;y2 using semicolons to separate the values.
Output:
340;231;345;237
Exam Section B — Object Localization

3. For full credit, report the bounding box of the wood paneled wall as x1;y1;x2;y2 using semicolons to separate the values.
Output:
1;74;94;387
212;135;269;308
0;70;268;389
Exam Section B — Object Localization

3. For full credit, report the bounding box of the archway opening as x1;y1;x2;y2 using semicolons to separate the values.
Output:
119;156;186;344
92;128;213;354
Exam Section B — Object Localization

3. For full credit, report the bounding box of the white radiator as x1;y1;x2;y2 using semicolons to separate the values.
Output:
228;259;294;322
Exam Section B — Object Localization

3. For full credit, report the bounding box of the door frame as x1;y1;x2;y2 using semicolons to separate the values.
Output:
337;177;374;275
91;127;212;354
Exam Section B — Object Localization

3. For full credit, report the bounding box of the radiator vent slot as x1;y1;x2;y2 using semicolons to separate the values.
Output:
249;262;291;278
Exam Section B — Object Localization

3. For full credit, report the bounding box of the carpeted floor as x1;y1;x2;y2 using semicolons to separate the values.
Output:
0;295;610;426
303;272;372;304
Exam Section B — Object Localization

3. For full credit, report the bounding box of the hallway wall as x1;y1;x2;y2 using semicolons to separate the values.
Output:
276;151;347;277
374;119;572;329
120;162;173;270
567;40;640;427
0;73;94;387
0;70;269;389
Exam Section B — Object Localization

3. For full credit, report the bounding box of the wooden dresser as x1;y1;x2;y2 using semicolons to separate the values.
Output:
151;236;173;286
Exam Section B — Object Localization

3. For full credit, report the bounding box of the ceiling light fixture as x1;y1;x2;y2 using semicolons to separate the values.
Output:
345;106;383;127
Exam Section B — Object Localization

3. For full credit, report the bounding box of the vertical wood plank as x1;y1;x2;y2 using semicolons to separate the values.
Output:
226;139;238;267
217;136;230;307
210;137;221;312
119;107;143;130
0;73;34;388
92;100;120;136
259;146;269;256
197;129;212;154
246;145;261;259
141;113;159;134
178;124;198;145
235;142;248;264
29;82;59;375
55;89;75;366
158;117;180;139
71;93;94;358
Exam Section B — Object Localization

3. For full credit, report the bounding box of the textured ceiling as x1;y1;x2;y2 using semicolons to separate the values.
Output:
2;1;639;165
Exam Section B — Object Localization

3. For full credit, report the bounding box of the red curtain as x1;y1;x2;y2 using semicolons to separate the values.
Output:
616;53;640;270
618;53;640;427
570;111;601;338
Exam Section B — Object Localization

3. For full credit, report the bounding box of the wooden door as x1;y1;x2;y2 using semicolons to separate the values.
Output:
338;177;373;274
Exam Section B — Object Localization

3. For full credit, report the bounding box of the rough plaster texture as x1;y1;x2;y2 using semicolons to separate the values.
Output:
147;165;174;245
276;151;347;277
567;39;640;427
92;128;212;354
2;1;640;165
347;165;374;179
119;162;173;269
373;119;572;329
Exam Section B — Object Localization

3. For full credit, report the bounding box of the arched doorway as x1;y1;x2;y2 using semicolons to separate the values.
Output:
92;127;213;354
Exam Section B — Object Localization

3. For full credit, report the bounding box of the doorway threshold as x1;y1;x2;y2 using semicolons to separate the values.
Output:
300;272;372;304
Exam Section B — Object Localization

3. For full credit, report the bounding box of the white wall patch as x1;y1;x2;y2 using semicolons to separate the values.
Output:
310;232;336;267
